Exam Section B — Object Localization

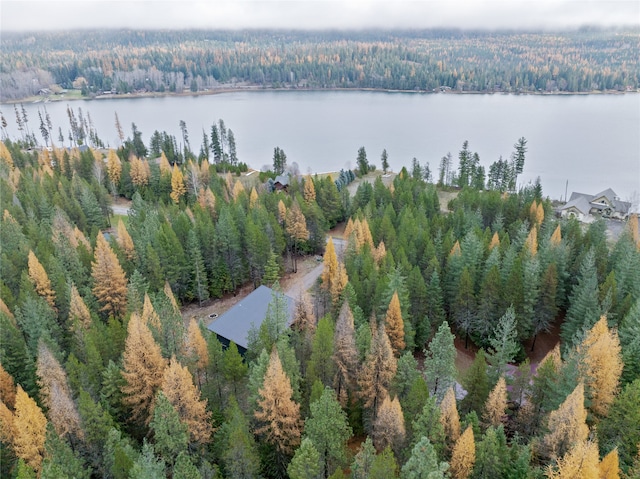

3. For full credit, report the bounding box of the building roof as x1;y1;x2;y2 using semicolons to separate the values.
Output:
561;195;591;215
591;188;618;203
207;285;296;350
274;174;290;187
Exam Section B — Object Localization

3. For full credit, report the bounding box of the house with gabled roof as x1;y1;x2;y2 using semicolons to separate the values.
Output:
560;188;631;222
207;285;296;355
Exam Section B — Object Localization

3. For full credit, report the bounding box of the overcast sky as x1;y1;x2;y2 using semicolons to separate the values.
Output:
1;0;638;32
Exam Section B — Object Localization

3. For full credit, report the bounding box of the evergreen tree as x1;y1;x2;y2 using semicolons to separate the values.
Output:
401;436;448;479
423;321;457;401
486;306;519;386
40;426;91;479
453;267;476;349
149;391;188;467
460;349;490;416
471;426;511;479
307;316;336;390
561;250;601;349
619;298;640;385
598;379;640;472
186;229;209;305
129;441;166;479
305;386;352;478
287;438;321;479
221;399;261;479
356;147;369;176
411;395;446;460
351;437;376;479
369;446;399;479
173;451;201;479
381;149;389;174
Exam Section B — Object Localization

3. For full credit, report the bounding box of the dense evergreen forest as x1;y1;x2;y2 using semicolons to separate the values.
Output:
1;28;639;101
1;117;640;479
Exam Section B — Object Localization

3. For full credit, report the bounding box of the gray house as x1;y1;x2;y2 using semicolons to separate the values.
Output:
560;188;631;223
207;285;296;355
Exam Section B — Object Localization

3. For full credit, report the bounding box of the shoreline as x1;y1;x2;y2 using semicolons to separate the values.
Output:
3;85;637;105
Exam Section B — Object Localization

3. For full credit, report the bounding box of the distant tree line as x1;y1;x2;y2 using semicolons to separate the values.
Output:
1;29;639;100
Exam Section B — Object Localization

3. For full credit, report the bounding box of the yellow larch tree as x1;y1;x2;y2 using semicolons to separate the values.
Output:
249;187;259;208
359;218;375;250
199;160;210;185
372;394;406;454
197;186;216;215
170;164;186;204
286;201;309;272
343;218;355;245
232;179;245;200
52;209;77;248
546;440;599;479
0;400;16;447
106;149;122;186
74;226;91;250
483;376;508;428
181;318;209;389
543;382;589;458
159;151;172;175
0;140;14;169
320;237;348;304
303;176;316;203
27;250;56;310
598;449;620;479
450;426;476;479
36;341;83;440
161;356;212;446
450;240;462;257
141;293;161;331
121;313;167;424
92;233;128;318
68;283;92;330
489;232;500;251
333;300;358;407
628;213;639;250
0;297;14;321
578;315;623;417
537;202;545;226
164;281;180;315
116;219;136;261
384;291;405;356
254;347;302;456
440;386;461;444
525;227;538;256
358;324;397;420
130;156;150;188
373;240;387;265
550;224;562;246
0;363;16;409
12;385;47;473
277;199;287;224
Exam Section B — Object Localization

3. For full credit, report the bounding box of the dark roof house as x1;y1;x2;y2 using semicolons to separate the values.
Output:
273;174;290;191
207;285;296;354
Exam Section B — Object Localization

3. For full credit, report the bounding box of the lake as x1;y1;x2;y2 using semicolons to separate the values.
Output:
3;91;639;202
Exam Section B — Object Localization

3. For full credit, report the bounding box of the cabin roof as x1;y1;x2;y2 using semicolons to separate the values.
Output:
207;285;296;350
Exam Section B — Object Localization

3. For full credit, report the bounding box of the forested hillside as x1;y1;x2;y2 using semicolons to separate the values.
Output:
1;28;639;101
1;124;640;479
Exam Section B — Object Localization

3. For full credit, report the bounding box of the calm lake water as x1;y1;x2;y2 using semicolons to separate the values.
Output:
4;91;639;202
